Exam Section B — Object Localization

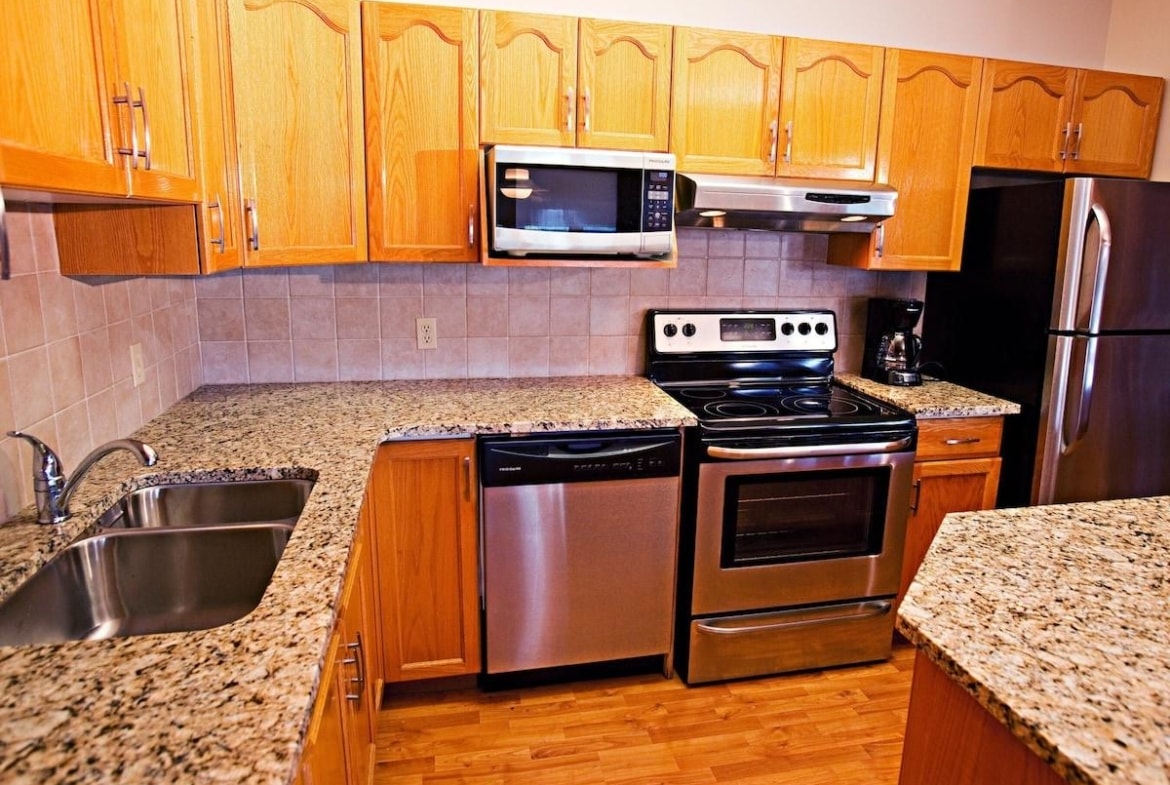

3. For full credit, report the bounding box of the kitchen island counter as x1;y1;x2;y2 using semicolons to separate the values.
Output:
897;497;1170;785
0;377;694;785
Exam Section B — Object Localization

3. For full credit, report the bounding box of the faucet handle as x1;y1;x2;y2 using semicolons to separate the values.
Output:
7;431;64;483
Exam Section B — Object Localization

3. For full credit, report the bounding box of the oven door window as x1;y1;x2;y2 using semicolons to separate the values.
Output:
721;467;889;566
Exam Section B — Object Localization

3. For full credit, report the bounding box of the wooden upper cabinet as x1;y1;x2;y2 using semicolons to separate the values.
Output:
480;11;578;147
228;0;367;266
363;2;479;262
1067;69;1163;177
975;59;1163;177
670;27;783;175
101;0;201;201
577;19;672;151
975;60;1079;172
828;49;983;272
0;0;198;200
777;38;884;180
190;0;243;273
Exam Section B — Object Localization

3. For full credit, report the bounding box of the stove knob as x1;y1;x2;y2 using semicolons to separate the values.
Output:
682;322;697;337
780;322;795;336
798;322;812;335
663;323;678;337
815;322;829;335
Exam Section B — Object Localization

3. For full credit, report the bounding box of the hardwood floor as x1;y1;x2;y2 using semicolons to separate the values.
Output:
374;642;915;785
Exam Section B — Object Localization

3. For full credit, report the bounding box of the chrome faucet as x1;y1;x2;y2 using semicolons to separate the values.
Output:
7;431;159;524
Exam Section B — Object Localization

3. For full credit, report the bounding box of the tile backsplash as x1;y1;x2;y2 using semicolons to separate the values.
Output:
0;214;923;517
196;230;925;383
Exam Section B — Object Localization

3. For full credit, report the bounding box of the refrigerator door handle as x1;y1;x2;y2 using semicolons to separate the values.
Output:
1080;202;1113;334
1061;336;1098;455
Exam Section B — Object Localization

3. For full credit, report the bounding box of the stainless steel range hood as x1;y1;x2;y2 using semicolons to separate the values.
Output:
674;173;896;234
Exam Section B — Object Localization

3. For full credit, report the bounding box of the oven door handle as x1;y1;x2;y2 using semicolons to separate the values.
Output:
696;600;893;636
706;436;913;461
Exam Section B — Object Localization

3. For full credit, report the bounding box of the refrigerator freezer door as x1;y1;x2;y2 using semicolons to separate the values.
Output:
1054;178;1170;334
1037;333;1170;504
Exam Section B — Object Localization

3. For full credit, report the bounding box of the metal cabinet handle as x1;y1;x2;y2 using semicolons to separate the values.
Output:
582;88;591;133
244;198;259;250
208;194;225;251
783;120;793;164
113;81;140;169
137;85;152;170
767;120;778;164
1071;122;1083;161
467;205;475;247
875;224;885;258
343;631;365;701
943;437;980;446
1059;121;1072;161
0;189;9;280
565;87;576;133
463;456;471;500
909;479;922;513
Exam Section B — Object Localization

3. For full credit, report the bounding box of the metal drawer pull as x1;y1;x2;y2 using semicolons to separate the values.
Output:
707;436;911;460
113;81;140;169
208;194;225;251
697;601;892;636
943;437;980;446
343;632;365;701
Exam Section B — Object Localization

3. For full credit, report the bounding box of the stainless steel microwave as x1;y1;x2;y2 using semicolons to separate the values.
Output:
486;145;675;257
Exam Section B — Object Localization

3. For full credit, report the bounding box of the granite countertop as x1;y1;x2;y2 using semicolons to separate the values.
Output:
836;373;1021;419
0;377;695;785
897;497;1170;785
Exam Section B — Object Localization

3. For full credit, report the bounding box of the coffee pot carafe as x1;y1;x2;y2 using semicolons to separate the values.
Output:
862;298;925;386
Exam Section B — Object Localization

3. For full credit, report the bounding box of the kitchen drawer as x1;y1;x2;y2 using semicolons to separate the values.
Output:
915;417;1003;461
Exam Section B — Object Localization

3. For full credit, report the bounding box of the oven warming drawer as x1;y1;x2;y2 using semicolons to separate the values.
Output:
686;599;895;684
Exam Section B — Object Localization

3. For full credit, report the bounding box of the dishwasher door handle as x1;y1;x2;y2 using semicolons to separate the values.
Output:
706;437;912;461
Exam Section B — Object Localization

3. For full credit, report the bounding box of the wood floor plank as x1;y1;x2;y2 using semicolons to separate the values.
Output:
375;643;914;785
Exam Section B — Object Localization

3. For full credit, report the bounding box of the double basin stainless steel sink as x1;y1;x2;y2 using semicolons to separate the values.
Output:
0;477;315;648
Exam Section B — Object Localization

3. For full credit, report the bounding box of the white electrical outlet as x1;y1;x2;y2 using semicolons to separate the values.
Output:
130;343;146;386
416;317;438;350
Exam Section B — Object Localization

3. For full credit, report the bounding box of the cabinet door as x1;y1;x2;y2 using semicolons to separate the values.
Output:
578;19;672;152
777;38;883;180
102;0;200;201
300;633;350;785
370;438;480;682
974;60;1077;173
479;11;577;146
0;0;124;196
228;0;367;266
1067;69;1163;178
670;27;783;175
899;457;1001;603
190;0;243;273
363;3;479;262
828;50;982;272
338;532;376;785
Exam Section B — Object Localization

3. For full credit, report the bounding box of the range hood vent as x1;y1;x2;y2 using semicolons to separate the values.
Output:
674;173;896;234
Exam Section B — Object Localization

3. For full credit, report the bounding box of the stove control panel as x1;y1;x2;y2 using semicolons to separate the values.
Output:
650;310;837;354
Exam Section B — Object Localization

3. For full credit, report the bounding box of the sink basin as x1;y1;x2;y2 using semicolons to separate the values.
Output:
0;524;293;647
97;477;315;530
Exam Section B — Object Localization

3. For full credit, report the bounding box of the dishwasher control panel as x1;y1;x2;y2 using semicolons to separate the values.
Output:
479;430;681;487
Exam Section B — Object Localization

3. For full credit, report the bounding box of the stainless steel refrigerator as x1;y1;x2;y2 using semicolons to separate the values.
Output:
923;176;1170;507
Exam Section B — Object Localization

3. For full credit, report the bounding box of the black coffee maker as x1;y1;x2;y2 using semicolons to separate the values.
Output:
862;298;924;386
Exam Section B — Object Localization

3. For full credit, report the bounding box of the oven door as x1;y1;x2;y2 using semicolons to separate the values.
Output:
690;446;914;616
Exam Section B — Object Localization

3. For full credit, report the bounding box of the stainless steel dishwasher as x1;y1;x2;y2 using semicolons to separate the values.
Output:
479;429;682;675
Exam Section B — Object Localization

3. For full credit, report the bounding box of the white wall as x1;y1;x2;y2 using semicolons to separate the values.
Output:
1105;0;1170;181
404;0;1114;66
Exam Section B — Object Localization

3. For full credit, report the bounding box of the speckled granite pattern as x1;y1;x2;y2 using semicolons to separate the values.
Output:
836;373;1021;418
897;497;1170;785
0;377;693;785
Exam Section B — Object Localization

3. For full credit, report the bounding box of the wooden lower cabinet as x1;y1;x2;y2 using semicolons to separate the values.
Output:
300;509;380;785
368;438;481;682
900;417;1003;603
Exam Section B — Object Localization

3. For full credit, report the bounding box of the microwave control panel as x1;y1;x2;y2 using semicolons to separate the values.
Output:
643;169;675;233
